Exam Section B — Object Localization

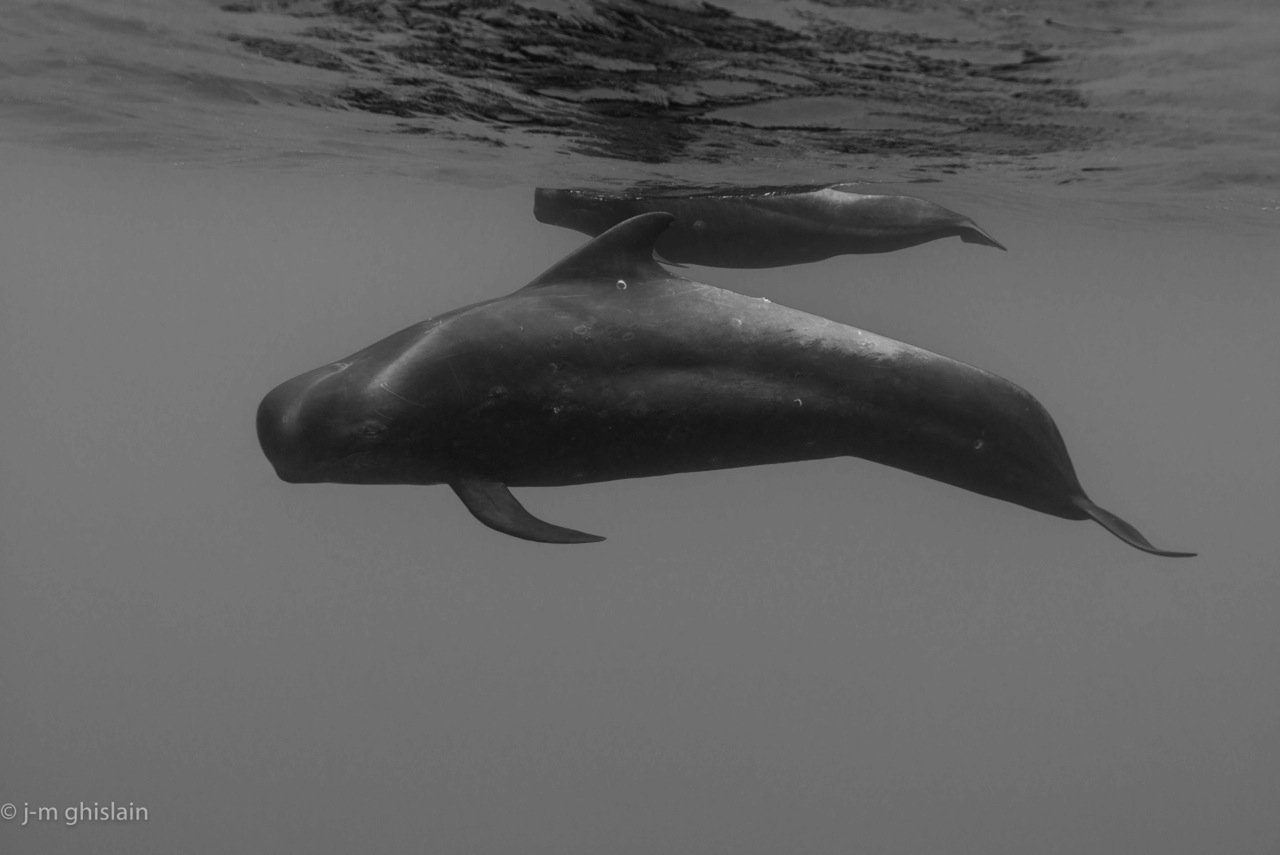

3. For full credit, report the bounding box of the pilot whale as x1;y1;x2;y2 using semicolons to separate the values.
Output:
534;184;1006;268
257;213;1189;555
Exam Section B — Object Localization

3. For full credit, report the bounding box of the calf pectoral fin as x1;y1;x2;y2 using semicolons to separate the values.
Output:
449;477;606;544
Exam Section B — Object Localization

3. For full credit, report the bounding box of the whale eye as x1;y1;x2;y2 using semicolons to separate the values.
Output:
616;279;627;290
361;420;387;439
972;439;985;451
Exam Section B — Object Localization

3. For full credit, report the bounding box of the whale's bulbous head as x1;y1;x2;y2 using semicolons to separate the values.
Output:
257;363;357;483
257;361;435;486
534;188;630;238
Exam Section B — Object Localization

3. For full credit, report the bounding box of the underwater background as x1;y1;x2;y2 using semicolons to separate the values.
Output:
2;1;1278;853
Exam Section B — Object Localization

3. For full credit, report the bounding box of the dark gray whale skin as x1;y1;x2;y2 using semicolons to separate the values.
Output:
534;185;1006;268
257;213;1189;555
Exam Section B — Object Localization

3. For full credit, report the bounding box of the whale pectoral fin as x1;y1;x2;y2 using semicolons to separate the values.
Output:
449;477;606;544
1072;496;1196;558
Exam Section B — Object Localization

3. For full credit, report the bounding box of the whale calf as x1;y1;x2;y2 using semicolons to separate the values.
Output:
534;184;1006;268
257;213;1189;556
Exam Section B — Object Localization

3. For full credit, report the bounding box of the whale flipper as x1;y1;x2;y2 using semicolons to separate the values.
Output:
1072;496;1195;557
450;477;606;544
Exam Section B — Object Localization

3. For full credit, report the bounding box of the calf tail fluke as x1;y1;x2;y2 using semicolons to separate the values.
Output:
960;222;1008;251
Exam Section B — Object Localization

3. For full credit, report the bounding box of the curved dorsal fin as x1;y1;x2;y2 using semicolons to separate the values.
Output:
521;212;675;290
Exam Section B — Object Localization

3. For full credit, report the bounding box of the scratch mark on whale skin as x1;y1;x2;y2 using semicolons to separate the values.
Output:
380;382;427;409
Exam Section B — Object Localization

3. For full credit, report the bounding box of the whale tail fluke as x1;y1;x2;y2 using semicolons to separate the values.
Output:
1072;496;1195;558
959;222;1008;251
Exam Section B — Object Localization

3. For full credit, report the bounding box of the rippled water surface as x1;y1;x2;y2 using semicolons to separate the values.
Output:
5;0;1280;207
2;3;1278;854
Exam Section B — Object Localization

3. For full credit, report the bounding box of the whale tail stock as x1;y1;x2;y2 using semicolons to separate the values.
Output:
1071;495;1195;558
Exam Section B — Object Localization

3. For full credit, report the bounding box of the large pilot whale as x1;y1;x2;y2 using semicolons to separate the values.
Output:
534;185;1006;268
257;213;1190;556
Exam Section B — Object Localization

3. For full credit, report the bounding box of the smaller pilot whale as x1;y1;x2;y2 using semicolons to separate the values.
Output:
257;214;1188;556
534;184;1006;268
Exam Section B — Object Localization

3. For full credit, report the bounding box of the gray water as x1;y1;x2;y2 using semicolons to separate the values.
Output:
2;2;1278;854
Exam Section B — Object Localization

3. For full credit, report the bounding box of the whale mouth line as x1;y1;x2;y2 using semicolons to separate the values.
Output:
273;449;368;484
